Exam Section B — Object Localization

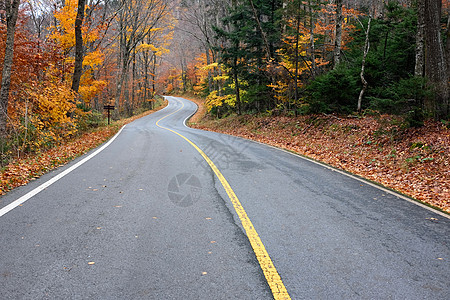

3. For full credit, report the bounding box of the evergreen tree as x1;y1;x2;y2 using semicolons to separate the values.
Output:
214;0;282;114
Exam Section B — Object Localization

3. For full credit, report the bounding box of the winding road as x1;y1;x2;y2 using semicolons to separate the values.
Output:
0;96;449;299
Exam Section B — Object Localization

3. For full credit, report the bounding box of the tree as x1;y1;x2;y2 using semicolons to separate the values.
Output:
71;0;86;93
414;0;425;77
0;0;20;136
114;0;169;114
333;0;343;68
214;0;283;113
357;16;371;112
423;0;448;118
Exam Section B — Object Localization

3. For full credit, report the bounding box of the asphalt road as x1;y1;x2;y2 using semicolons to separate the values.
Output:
0;96;448;299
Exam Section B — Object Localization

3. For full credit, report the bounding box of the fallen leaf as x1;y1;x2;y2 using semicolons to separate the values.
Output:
192;114;449;213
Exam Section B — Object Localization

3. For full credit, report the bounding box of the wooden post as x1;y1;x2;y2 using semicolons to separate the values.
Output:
103;105;115;125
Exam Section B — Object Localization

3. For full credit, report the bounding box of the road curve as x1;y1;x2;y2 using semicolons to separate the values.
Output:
0;96;449;299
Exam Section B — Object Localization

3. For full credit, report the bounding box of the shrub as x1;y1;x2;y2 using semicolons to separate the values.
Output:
306;65;360;114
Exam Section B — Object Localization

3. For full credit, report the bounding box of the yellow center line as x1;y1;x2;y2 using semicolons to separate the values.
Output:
156;98;291;300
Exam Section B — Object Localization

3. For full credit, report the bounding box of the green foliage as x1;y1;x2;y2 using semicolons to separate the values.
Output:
75;110;105;132
204;0;440;124
304;2;428;123
306;65;360;113
213;0;283;114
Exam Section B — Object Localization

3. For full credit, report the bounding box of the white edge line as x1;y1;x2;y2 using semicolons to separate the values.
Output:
182;100;198;128
178;98;449;220
0;125;127;218
162;96;198;128
244;136;450;219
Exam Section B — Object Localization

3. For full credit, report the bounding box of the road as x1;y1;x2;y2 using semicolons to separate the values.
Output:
0;96;449;299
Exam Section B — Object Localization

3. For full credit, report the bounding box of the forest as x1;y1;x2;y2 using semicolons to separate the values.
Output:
0;0;449;166
169;0;449;122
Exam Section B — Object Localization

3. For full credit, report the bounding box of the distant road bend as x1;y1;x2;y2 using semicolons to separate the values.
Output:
0;96;449;299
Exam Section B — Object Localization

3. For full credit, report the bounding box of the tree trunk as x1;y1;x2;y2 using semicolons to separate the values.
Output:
71;0;86;93
333;0;343;69
248;0;271;61
309;0;316;78
131;46;136;111
294;3;301;105
233;56;241;115
358;17;371;113
414;0;425;77
152;54;156;109
0;0;20;136
205;47;213;93
423;0;448;118
116;47;131;110
142;49;149;107
446;15;450;81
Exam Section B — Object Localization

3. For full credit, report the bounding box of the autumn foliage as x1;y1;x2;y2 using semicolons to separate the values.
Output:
0;0;173;167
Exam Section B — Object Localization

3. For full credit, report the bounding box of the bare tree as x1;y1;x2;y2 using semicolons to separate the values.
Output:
114;0;170;114
177;0;228;94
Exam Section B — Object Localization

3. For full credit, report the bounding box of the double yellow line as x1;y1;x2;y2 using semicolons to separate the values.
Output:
156;99;291;300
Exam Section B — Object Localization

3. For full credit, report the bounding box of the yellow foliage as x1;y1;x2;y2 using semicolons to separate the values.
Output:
50;0;106;106
50;0;77;50
149;27;163;32
83;51;104;69
205;91;235;112
137;43;160;52
213;75;229;81
79;78;107;104
202;63;219;70
26;81;77;148
268;81;290;103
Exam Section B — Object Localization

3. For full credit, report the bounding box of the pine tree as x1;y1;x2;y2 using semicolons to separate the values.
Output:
214;0;282;113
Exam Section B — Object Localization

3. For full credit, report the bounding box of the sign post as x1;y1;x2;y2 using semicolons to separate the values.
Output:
103;105;115;125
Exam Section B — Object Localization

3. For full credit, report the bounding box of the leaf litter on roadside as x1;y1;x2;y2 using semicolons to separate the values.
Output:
193;114;449;213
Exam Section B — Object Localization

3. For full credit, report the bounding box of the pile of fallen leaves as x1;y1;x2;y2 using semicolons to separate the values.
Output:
0;102;167;195
193;113;449;213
